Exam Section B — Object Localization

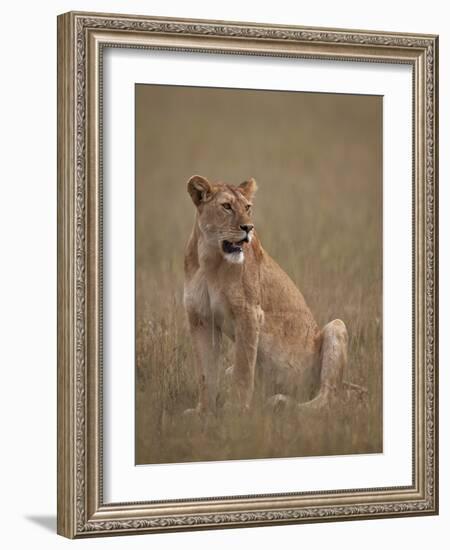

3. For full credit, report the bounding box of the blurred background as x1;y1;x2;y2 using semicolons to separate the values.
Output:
135;84;382;464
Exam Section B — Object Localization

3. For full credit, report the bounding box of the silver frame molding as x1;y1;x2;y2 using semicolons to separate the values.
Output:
57;11;439;538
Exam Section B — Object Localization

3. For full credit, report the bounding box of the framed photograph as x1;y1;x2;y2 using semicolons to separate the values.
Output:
57;11;439;538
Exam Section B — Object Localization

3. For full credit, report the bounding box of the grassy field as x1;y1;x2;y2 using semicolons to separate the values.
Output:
135;84;383;464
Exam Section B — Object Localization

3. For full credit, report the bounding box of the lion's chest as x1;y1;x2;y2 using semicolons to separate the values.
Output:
184;270;235;338
208;285;235;338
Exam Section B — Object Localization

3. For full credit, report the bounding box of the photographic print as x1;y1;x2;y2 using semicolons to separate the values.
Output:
135;84;383;465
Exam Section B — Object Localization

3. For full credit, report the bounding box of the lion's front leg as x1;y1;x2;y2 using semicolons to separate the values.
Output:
232;309;260;410
187;312;222;414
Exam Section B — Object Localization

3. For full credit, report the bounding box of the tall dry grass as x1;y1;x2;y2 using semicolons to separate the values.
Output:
135;84;382;464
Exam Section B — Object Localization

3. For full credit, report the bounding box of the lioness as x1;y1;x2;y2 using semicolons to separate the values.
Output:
183;175;348;412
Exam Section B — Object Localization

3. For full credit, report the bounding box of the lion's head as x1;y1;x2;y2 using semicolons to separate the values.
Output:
187;175;257;264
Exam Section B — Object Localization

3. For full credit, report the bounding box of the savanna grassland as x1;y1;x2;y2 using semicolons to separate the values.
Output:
135;84;382;465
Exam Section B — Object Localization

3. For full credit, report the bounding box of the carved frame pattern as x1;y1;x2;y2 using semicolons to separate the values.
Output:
57;11;438;538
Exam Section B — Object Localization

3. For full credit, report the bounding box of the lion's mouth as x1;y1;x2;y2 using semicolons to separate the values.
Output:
222;237;248;254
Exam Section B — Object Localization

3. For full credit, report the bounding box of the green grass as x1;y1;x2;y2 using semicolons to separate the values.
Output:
135;85;383;464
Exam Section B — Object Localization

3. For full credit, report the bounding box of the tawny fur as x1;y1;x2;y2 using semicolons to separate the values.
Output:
183;175;348;412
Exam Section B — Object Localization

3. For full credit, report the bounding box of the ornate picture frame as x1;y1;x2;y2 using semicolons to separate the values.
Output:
57;11;438;538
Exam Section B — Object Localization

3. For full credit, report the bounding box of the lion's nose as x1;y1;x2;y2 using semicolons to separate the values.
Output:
240;224;254;233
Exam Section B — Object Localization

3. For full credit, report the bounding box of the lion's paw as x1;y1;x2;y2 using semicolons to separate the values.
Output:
266;393;295;414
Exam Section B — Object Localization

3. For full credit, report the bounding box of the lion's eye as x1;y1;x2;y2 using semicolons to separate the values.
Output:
246;204;252;212
222;203;232;211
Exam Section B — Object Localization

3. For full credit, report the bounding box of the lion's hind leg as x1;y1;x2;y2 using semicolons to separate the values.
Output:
300;319;348;410
320;318;348;395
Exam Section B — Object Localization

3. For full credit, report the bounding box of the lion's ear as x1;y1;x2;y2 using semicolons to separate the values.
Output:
238;178;258;200
187;175;212;206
